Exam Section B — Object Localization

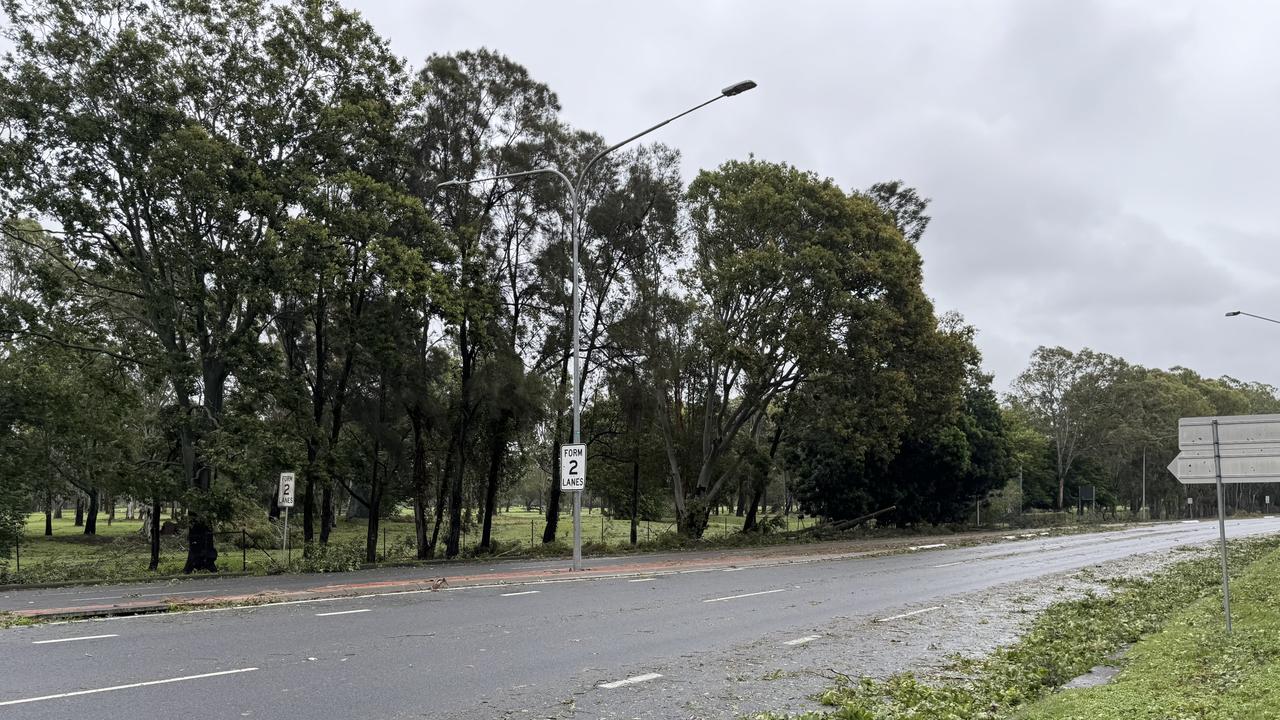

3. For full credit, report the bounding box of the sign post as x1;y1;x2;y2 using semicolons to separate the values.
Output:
1210;420;1232;634
560;444;586;570
1167;413;1280;634
278;472;295;567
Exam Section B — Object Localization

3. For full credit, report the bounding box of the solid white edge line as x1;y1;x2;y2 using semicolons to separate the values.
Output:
0;667;258;706
783;635;820;646
627;578;655;582
908;543;948;551
932;561;964;568
703;588;786;603
499;590;540;597
875;605;943;623
314;608;371;617
31;634;119;645
598;672;663;689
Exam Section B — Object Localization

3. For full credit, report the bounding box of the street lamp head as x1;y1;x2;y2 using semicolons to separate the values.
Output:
436;179;463;188
721;79;757;97
1226;311;1242;317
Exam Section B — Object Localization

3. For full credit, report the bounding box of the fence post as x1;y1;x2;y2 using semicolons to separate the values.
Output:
241;529;247;572
531;519;535;548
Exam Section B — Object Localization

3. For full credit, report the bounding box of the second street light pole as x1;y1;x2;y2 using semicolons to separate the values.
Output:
437;79;756;571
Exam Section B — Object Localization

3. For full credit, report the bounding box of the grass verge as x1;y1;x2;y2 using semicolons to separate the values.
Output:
754;536;1280;720
1020;543;1280;719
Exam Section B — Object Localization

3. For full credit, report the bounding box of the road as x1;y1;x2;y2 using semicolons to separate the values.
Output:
1;518;1276;719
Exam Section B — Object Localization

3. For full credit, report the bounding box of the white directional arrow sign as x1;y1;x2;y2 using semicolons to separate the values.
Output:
1162;413;1280;636
1167;414;1280;484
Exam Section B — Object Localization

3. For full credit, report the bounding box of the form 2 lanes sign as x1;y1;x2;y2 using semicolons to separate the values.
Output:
560;444;585;492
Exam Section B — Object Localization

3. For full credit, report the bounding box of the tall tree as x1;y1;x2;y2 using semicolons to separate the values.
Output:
408;49;561;558
1010;346;1127;509
643;159;929;536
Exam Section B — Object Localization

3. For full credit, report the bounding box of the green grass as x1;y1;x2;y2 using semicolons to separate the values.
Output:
754;537;1280;720
1;508;820;585
1021;546;1280;719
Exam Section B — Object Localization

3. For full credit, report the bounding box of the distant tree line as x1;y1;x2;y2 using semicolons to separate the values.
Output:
1008;347;1280;517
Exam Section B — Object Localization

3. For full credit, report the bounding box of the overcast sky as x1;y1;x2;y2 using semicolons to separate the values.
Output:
8;1;1278;391
349;0;1280;391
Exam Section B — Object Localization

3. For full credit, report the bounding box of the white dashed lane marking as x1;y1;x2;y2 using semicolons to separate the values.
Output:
0;668;259;706
598;673;663;689
875;606;943;623
783;635;820;646
31;634;119;645
703;588;786;603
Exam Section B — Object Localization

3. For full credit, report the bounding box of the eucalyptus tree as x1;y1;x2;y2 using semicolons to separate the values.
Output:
531;143;685;543
1010;347;1127;509
638;160;934;536
409;49;561;558
0;0;428;570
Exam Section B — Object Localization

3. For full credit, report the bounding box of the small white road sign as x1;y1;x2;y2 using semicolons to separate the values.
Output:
560;444;586;492
278;472;296;508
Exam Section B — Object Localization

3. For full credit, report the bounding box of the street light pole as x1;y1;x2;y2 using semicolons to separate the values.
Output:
1225;310;1280;325
437;79;756;571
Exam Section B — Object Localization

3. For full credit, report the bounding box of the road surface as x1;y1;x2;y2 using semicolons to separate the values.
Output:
1;518;1276;719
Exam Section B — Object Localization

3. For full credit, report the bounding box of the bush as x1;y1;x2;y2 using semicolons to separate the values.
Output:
299;541;364;573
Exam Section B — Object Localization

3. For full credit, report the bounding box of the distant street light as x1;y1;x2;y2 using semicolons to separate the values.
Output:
437;80;757;571
1225;310;1280;325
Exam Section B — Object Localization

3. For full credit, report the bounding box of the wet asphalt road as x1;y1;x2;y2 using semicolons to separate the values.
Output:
1;517;1276;719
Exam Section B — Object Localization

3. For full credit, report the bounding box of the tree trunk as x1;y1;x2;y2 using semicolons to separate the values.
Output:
320;482;333;545
445;428;467;558
630;457;640;546
83;487;98;535
543;355;570;543
148;499;161;571
480;414;511;552
107;493;115;526
744;403;788;534
411;411;431;560
43;492;52;536
364;478;381;564
429;457;447;558
303;456;317;543
73;496;84;527
183;514;217;573
743;482;765;533
446;316;475;560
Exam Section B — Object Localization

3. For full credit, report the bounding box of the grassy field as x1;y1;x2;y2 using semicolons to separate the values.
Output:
1;507;819;584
